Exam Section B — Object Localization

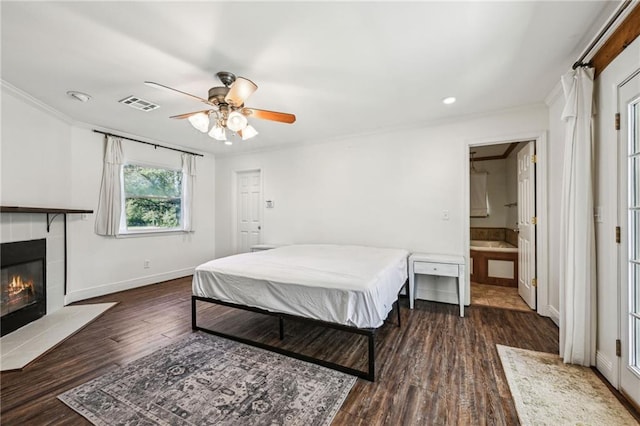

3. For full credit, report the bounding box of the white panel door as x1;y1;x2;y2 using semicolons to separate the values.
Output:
237;170;261;253
517;141;536;309
619;69;640;408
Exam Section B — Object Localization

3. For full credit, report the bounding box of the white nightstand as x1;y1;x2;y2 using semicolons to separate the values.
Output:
408;253;466;317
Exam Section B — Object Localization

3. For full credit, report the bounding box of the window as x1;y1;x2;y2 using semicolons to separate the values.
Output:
121;164;184;233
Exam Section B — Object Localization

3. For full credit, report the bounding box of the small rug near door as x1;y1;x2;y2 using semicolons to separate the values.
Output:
58;332;356;425
497;345;638;425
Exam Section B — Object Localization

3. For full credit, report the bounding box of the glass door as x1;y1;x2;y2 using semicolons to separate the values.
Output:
619;70;640;407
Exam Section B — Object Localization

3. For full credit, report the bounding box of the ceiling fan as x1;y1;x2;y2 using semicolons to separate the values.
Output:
144;71;296;144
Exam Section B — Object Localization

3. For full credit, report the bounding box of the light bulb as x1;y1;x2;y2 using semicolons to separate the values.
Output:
224;140;233;146
241;124;258;140
208;124;226;141
226;111;248;132
188;113;209;133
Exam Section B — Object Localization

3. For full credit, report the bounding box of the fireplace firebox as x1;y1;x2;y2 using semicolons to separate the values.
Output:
1;239;46;337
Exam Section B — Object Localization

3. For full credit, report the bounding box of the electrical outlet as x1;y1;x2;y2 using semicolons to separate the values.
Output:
442;210;450;221
144;259;150;269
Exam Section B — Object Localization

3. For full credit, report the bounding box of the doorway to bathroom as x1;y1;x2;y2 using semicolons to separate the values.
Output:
468;140;536;312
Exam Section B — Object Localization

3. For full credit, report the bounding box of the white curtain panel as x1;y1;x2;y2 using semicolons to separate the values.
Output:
470;171;489;217
559;67;596;366
95;136;124;236
182;153;197;232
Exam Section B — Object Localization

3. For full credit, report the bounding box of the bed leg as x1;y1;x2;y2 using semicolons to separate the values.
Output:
396;300;401;328
279;316;284;340
368;332;376;382
191;296;197;331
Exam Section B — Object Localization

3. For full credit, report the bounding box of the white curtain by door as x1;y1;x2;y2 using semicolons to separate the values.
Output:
559;66;596;366
95;135;124;236
181;153;197;232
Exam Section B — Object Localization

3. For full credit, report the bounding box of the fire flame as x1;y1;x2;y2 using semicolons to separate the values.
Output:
7;275;34;297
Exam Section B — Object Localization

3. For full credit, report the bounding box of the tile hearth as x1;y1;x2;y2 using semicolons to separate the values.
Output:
0;302;116;371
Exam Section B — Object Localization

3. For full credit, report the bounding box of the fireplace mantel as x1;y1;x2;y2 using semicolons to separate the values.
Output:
1;206;93;214
1;206;93;231
1;206;93;296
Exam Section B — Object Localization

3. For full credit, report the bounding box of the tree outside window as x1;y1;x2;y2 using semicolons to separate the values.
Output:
122;164;183;231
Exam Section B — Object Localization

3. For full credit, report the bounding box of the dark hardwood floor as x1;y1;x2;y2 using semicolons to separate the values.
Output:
1;276;563;425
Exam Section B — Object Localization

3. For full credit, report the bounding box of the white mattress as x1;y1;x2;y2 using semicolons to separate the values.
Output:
192;244;409;328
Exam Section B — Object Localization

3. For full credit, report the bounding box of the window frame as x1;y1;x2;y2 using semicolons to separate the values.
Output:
119;161;187;236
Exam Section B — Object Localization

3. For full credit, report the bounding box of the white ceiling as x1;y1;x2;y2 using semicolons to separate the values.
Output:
1;1;616;155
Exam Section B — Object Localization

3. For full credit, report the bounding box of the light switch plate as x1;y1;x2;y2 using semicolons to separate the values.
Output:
594;206;603;223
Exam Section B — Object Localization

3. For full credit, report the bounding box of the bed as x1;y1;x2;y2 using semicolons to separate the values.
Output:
191;244;409;381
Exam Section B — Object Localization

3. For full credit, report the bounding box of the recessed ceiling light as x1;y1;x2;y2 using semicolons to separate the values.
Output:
66;91;91;102
442;96;456;105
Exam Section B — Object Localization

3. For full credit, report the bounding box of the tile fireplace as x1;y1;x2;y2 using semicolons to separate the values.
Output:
1;239;47;337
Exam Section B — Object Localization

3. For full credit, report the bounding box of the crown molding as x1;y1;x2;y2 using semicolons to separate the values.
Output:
216;102;548;159
1;79;74;124
544;80;563;107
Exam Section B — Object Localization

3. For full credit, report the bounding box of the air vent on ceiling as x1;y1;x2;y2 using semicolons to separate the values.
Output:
118;95;160;112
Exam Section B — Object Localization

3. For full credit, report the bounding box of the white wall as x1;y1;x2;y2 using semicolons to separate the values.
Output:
1;88;72;206
1;89;72;314
215;105;548;306
545;88;565;324
1;86;216;306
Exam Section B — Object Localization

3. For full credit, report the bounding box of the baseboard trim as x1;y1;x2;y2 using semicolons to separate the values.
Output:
64;267;194;304
547;305;560;326
596;350;617;388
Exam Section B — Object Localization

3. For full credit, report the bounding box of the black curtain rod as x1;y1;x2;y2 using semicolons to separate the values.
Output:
572;0;632;70
92;130;204;157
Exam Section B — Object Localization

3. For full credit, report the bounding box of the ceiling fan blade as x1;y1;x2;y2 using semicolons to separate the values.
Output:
144;81;218;108
241;108;296;124
169;110;213;119
225;77;258;107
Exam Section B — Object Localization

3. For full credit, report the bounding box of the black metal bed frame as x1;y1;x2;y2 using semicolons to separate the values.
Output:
191;285;405;382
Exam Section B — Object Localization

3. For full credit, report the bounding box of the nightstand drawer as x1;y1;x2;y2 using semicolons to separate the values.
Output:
413;261;459;277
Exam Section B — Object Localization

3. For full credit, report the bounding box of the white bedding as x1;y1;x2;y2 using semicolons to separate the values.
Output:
192;244;409;328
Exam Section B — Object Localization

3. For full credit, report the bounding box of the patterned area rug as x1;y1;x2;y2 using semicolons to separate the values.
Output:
59;332;356;425
497;345;638;425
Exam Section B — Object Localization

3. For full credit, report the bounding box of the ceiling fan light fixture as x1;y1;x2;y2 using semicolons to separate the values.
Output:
188;112;210;133
226;111;248;132
242;124;258;140
153;72;295;142
225;77;258;106
208;124;226;141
